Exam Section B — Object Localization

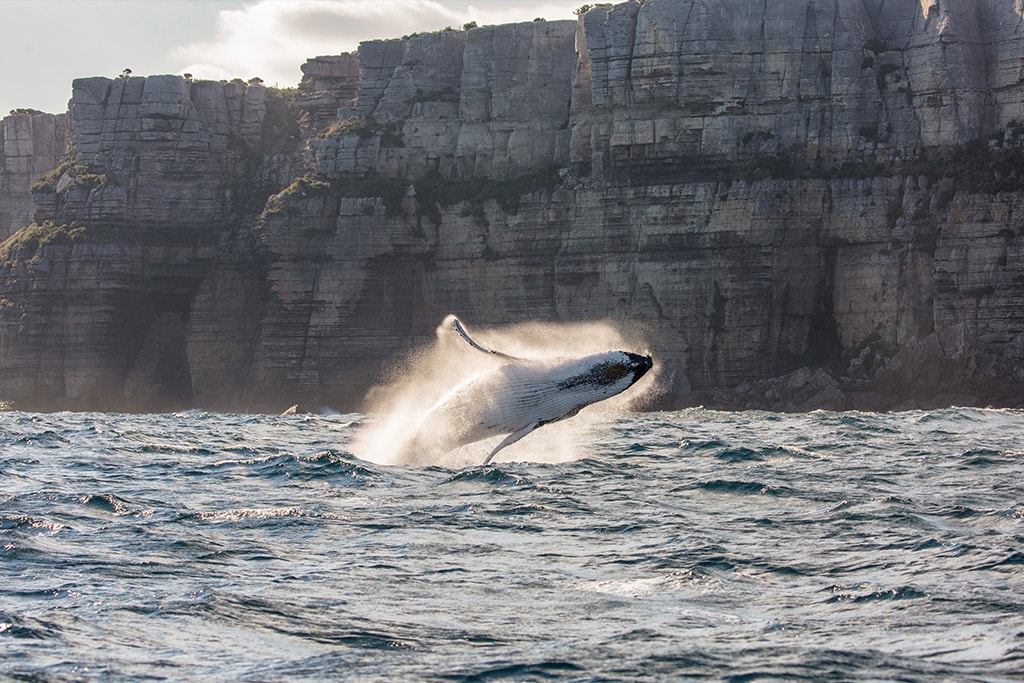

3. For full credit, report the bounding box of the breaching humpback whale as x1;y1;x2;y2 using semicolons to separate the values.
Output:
403;316;653;465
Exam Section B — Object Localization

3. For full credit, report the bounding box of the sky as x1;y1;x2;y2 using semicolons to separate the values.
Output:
1;0;585;117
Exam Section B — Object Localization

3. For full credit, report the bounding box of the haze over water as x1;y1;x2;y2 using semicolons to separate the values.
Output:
2;406;1022;681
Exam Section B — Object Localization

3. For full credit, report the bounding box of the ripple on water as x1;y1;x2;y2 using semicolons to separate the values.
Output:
694;479;795;497
1;408;1023;681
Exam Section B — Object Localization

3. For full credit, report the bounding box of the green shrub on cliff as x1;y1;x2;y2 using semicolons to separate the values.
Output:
280;175;333;198
261;174;407;219
30;160;109;194
261;176;332;217
259;87;302;157
69;170;107;191
0;221;89;263
320;116;379;140
319;116;404;147
574;4;612;15
31;160;74;193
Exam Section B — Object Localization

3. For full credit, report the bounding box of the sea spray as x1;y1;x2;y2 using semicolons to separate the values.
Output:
350;316;655;466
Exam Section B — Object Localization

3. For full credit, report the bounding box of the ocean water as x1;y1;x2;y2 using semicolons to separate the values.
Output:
1;407;1022;681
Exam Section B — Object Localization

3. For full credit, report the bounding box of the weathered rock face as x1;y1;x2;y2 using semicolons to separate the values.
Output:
0;111;67;241
1;1;1023;412
296;54;360;136
0;76;300;411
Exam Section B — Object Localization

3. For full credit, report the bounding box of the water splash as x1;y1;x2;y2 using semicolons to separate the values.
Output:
350;316;654;467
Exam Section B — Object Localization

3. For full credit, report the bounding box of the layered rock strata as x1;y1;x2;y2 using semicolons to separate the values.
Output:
0;76;298;410
0;111;66;241
296;54;360;135
1;0;1022;412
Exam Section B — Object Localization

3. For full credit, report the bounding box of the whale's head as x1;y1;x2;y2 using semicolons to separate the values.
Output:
555;350;653;404
601;351;654;391
621;352;654;386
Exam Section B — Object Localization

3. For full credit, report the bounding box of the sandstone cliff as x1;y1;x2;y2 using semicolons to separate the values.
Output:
0;111;66;241
1;0;1022;412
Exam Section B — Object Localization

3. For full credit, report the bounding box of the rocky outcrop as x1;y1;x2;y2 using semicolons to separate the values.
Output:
0;111;66;240
0;76;300;411
0;1;1022;412
296;54;360;136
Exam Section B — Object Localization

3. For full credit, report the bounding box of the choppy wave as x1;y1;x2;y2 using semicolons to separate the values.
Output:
1;407;1023;681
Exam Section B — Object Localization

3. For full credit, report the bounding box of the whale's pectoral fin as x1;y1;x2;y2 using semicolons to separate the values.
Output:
451;317;522;363
481;420;540;465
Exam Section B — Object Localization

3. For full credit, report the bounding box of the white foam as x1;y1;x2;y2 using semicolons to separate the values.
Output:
350;317;654;467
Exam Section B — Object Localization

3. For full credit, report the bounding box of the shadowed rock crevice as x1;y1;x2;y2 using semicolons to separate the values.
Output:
124;311;193;411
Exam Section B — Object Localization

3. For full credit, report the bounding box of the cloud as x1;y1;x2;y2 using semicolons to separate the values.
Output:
171;0;582;88
173;1;458;86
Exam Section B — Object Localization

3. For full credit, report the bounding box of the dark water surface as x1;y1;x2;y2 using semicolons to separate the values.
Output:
2;408;1022;681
